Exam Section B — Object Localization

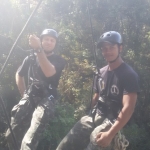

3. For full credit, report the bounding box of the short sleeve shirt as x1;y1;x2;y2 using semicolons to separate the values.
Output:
17;54;66;95
94;63;140;109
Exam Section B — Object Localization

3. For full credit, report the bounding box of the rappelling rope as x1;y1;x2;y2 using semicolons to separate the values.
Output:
90;119;129;150
108;120;129;150
113;130;129;150
99;131;129;150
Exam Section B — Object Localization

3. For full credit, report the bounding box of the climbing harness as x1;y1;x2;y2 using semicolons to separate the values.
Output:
26;49;56;109
0;0;43;149
27;51;46;108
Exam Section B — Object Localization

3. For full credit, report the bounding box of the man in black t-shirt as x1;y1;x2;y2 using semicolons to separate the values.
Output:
56;31;140;150
5;29;66;150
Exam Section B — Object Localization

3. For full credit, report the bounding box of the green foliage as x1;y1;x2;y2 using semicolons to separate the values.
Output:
123;124;150;150
37;102;75;150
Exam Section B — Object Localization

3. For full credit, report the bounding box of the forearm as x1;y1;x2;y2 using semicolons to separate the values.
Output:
108;105;134;137
36;51;56;77
16;73;26;97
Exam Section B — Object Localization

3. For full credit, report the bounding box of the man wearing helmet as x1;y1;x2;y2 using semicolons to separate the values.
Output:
56;31;140;150
5;29;66;150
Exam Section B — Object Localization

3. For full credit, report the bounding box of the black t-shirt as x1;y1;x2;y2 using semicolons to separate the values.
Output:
17;54;66;96
94;63;140;116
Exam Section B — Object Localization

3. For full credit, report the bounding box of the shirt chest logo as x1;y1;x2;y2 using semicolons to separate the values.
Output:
111;85;119;95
